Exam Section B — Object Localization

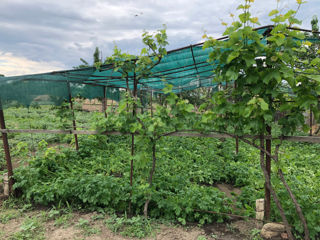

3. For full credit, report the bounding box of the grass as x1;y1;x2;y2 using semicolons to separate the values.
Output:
76;218;101;236
105;214;155;238
0;209;21;224
9;216;45;240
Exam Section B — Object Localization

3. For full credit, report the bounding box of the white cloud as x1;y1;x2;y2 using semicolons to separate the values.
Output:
0;0;319;76
0;52;65;77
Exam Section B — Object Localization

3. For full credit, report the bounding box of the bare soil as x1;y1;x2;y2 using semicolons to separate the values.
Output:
81;99;118;112
0;198;258;240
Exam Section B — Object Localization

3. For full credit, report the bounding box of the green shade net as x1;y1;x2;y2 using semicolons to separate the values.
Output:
0;26;319;109
0;68;120;109
85;27;270;93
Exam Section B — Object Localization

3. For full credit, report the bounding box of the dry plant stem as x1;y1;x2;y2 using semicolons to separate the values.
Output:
259;136;294;240
144;142;157;218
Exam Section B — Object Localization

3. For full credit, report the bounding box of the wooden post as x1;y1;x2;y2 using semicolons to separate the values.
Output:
265;125;272;220
235;136;239;154
0;102;14;195
111;98;114;112
67;82;79;151
102;86;107;117
310;107;313;136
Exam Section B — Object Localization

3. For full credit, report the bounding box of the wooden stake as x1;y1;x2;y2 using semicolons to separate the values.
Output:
265;125;272;220
0;102;14;195
310;107;313;136
67;82;79;151
235;136;239;154
102;86;107;117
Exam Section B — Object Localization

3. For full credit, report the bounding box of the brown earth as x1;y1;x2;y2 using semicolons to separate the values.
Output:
80;99;118;112
0;200;258;240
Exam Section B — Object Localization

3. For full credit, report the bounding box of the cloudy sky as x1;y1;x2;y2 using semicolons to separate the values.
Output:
1;0;319;76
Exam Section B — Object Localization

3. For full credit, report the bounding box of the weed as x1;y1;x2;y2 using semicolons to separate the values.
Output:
210;234;218;239
9;216;44;240
226;223;236;233
54;213;73;227
197;236;208;240
105;214;154;238
91;213;105;221
0;209;21;223
46;208;61;220
250;228;262;240
76;218;101;236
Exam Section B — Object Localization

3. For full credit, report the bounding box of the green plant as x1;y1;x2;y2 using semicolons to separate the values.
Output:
76;218;101;236
250;228;262;240
9;216;44;240
105;214;154;238
197;236;208;240
54;213;73;227
0;209;20;223
202;0;320;238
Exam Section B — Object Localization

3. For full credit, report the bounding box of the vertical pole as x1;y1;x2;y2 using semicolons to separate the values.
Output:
129;72;138;215
265;125;272;220
259;135;266;221
150;90;153;117
0;102;14;194
234;81;239;155
67;82;79;151
111;98;114;112
125;88;129;112
309;107;313;136
102;86;107;118
235;137;239;154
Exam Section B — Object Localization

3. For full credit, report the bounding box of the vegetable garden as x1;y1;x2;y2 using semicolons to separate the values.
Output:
1;1;320;239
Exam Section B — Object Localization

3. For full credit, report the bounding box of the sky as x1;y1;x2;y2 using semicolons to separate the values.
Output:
0;0;319;76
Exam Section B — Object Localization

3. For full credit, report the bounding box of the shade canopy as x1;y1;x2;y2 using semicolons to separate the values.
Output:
0;25;318;108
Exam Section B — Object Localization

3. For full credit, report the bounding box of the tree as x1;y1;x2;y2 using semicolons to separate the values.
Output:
202;0;320;239
104;27;169;216
93;47;100;64
74;47;102;69
311;15;319;38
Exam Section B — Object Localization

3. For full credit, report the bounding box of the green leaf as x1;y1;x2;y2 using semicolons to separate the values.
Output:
269;9;279;16
227;51;240;63
259;98;269;111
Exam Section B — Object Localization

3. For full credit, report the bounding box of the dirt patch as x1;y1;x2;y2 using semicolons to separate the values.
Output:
81;99;118;112
154;224;206;240
214;183;242;200
0;216;24;239
203;220;257;240
312;124;320;135
45;225;82;240
0;208;258;240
